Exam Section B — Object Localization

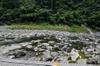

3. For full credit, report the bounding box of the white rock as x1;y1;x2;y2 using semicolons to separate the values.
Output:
20;42;30;46
9;55;15;59
42;43;49;46
47;46;52;50
26;45;33;48
87;48;94;52
33;40;41;43
70;48;79;61
34;47;38;51
48;41;55;44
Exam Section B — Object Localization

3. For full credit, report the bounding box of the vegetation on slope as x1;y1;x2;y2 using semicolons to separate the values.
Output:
8;23;88;32
0;0;100;30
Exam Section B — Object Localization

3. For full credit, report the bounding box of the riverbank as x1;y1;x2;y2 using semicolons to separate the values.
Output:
6;23;91;32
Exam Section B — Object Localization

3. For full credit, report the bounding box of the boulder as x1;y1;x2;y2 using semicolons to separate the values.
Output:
70;48;79;61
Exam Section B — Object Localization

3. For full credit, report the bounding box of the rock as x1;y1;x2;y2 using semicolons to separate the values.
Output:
32;40;41;43
40;45;46;49
61;45;67;51
59;57;68;63
51;52;59;57
46;46;52;50
68;36;79;40
48;41;55;44
14;38;23;43
70;48;79;61
42;43;49;46
45;57;53;61
38;48;45;52
20;42;30;46
5;35;15;39
86;58;99;65
34;47;38;51
26;45;33;48
8;51;26;59
87;48;94;52
77;59;86;64
9;55;15;59
44;50;51;57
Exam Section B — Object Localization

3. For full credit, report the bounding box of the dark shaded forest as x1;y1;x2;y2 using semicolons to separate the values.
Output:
0;0;100;30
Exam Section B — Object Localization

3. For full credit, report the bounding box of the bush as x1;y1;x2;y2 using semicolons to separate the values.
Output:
0;0;100;30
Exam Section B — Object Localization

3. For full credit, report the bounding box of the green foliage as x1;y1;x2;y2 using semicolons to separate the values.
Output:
68;60;77;63
79;51;87;59
0;0;100;30
8;23;88;32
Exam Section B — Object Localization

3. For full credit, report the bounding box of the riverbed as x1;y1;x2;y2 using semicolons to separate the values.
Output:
0;28;100;65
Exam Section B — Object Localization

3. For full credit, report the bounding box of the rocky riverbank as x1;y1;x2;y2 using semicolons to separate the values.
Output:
0;29;100;65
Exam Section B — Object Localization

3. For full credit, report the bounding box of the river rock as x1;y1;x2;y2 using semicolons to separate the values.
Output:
26;45;33;48
70;48;79;61
51;52;59;57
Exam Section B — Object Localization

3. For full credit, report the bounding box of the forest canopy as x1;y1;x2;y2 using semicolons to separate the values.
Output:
0;0;100;30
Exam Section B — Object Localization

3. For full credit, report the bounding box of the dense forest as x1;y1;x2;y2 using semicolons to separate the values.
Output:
0;0;100;30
